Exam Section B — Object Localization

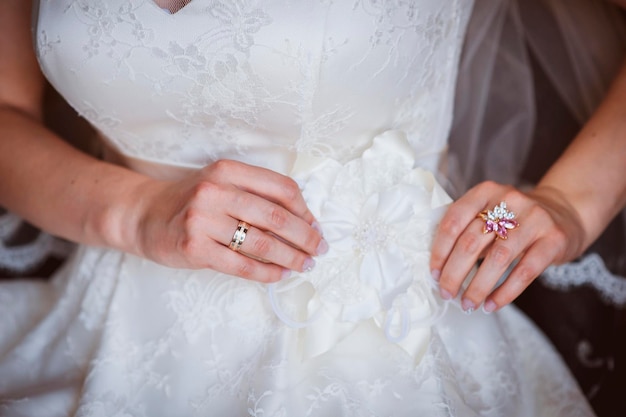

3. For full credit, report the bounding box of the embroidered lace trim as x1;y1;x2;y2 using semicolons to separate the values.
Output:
541;253;626;307
0;212;74;274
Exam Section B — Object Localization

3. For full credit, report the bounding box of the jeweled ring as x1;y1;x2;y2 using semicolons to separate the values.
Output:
477;201;519;240
229;221;250;251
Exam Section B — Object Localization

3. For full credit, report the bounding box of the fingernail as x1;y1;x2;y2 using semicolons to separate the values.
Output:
440;288;453;300
316;238;329;255
431;269;441;282
312;221;324;237
281;269;292;280
303;257;316;272
483;300;497;314
461;298;476;315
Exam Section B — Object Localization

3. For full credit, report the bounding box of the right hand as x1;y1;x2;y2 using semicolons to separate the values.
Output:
133;159;328;282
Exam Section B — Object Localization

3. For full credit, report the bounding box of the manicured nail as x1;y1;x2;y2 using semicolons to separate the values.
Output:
483;300;497;314
316;238;329;255
440;288;453;300
431;269;441;282
461;298;476;315
303;257;316;272
312;221;324;236
281;269;292;280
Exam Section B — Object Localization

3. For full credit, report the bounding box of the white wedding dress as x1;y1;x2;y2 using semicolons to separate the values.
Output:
0;1;595;416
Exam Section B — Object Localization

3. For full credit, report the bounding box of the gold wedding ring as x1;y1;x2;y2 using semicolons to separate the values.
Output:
229;221;250;251
476;201;519;240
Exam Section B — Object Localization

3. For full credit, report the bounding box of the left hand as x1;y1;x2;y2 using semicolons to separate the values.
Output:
429;180;586;314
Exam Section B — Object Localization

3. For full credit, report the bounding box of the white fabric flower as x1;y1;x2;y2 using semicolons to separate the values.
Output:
269;131;451;358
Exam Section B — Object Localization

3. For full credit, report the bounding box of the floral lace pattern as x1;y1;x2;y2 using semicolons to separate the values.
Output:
36;0;464;171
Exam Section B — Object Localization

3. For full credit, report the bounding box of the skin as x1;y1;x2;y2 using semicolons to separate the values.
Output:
0;0;327;283
430;57;626;313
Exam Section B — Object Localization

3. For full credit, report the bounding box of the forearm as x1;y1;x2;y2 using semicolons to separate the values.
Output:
537;59;626;251
0;106;154;254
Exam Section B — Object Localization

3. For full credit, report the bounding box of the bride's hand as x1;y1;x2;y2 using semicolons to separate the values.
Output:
429;181;586;313
133;159;327;282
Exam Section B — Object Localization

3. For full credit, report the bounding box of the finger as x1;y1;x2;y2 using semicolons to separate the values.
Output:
430;182;503;274
438;216;495;300
482;238;559;313
225;190;326;257
206;160;317;225
204;215;315;273
460;221;530;313
205;240;291;283
236;224;316;273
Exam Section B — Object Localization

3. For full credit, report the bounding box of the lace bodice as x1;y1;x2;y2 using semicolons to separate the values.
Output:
35;0;471;177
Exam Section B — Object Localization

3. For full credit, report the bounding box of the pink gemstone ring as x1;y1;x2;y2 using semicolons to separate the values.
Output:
477;201;519;240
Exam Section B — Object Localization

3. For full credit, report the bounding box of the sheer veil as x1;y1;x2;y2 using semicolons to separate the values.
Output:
448;0;626;197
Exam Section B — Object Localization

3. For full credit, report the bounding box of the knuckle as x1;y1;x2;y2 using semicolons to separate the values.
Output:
476;180;508;196
429;249;442;263
182;207;202;226
528;204;552;226
179;235;198;257
549;228;568;247
280;177;301;202
458;233;481;255
205;160;236;182
488;244;513;267
478;180;499;193
514;262;540;285
193;181;221;201
501;187;522;203
269;207;288;229
212;159;234;174
181;210;205;241
235;259;256;279
439;216;463;237
250;235;272;258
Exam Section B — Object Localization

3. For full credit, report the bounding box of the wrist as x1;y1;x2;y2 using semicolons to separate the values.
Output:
84;168;159;257
527;184;588;261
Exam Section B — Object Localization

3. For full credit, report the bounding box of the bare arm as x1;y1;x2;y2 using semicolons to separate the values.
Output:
0;0;149;252
535;60;626;250
548;0;626;246
0;1;325;281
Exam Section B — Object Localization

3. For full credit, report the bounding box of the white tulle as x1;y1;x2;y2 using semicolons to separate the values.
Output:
447;0;626;196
